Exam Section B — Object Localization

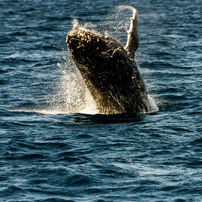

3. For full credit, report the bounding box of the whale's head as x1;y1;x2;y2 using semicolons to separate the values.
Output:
66;25;128;73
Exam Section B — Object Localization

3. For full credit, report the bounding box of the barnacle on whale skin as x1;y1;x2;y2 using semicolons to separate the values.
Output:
101;52;109;56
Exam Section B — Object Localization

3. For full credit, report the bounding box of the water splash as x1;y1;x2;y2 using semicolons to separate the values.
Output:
103;5;137;44
80;90;98;114
72;19;78;28
56;58;98;114
148;95;158;112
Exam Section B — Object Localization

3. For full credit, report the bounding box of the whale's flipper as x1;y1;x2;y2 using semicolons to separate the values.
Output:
125;9;139;60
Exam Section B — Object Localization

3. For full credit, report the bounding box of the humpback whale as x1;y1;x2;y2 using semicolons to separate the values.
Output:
66;9;151;114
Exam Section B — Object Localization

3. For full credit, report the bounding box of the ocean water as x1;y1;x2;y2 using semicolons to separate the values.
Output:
0;0;202;201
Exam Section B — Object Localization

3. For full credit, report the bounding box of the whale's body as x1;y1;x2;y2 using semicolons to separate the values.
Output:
66;9;150;114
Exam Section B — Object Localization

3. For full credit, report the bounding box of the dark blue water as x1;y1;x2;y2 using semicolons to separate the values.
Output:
1;0;202;201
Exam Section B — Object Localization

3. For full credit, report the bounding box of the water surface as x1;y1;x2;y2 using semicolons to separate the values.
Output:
0;0;202;201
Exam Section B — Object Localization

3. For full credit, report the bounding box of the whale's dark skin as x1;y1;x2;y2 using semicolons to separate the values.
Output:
66;13;150;114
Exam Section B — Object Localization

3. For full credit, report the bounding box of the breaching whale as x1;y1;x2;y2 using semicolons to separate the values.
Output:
66;9;151;114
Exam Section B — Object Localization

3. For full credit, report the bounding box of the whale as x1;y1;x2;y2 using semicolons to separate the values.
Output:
66;9;151;114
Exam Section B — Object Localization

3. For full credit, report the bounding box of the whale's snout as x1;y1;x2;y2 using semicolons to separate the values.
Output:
66;27;116;67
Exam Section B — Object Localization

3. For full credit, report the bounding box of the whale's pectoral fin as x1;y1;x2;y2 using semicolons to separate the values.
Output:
125;9;139;60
